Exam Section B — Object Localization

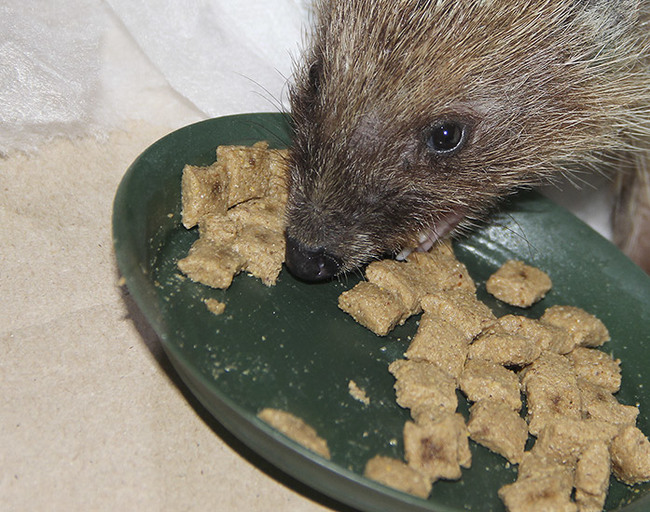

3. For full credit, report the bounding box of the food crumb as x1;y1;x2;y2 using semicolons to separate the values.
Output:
204;298;226;315
364;455;432;498
348;380;370;405
257;408;331;460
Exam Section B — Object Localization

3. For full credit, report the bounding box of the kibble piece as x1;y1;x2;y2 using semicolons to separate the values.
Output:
420;290;496;339
388;359;458;414
578;379;638;427
363;455;432;498
532;418;620;466
468;326;542;367
178;143;289;289
541;305;610;348
403;414;470;481
467;400;529;464
410;399;453;425
406;241;476;294
198;214;239;245
574;442;611;512
226;197;286;232
566;347;621;393
338;282;409;336
519;352;582;435
177;239;246;289
181;162;229;228
404;313;470;380
232;223;285;286
348;380;370;405
497;314;574;354
517;450;575;482
204;298;226;315
498;474;577;512
486;259;552;308
257;408;331;459
459;359;521;411
610;425;650;485
217;142;274;208
365;259;430;314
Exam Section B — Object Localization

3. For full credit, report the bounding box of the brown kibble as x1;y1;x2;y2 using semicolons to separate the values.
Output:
541;305;610;348
459;359;522;411
363;455;432;498
177;239;246;289
517;451;575;482
532;418;619;466
498;473;577;512
574;442;611;512
497;314;574;355
178;143;289;289
365;259;429;314
467;400;529;464
232;223;285;286
338;282;409;336
404;313;470;380
348;380;370;405
204;298;226;315
406;241;476;294
420;290;496;339
577;378;638;427
519;352;582;436
610;425;650;485
216;142;274;208
388;359;458;414
181;162;229;228
403;414;470;481
225;197;287;232
468;325;542;367
486;259;552;308
257;408;331;460
566;347;622;393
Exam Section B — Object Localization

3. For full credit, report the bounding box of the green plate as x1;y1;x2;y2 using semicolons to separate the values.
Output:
113;113;650;511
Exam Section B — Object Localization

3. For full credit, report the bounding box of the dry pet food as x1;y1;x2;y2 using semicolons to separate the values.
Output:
338;241;476;336
404;313;470;380
459;359;522;411
388;359;458;414
541;305;610;348
203;298;226;316
257;408;331;460
364;455;433;498
178;142;288;288
340;248;649;508
338;281;410;336
486;259;552;307
403;414;471;482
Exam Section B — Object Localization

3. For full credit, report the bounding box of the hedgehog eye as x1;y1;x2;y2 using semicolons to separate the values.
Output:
426;121;467;155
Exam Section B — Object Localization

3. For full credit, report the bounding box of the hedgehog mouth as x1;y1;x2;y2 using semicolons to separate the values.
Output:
395;209;466;260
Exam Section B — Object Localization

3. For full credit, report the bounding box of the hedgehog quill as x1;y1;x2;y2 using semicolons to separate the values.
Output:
283;0;650;280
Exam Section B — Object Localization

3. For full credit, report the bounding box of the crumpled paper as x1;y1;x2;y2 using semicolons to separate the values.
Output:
0;0;309;154
105;0;310;116
0;1;103;154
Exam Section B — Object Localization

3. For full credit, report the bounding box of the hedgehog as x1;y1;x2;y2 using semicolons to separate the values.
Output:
283;0;650;280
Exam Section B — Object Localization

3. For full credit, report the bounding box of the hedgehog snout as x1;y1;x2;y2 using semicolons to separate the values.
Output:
284;234;343;282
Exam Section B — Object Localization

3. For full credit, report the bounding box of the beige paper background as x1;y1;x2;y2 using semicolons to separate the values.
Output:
0;122;352;511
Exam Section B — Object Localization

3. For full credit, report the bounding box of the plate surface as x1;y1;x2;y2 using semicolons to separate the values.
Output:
113;113;650;511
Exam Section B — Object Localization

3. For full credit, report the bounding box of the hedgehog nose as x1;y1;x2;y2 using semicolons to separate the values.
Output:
284;235;342;282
